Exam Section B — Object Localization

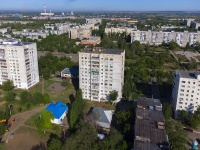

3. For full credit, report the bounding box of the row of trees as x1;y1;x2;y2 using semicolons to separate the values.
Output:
36;33;85;53
20;91;50;105
38;53;77;80
162;103;188;150
179;107;200;129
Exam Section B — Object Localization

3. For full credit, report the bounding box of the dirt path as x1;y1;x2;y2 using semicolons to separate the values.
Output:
1;105;46;142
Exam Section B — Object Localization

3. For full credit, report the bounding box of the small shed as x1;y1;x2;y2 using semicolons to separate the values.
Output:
91;107;114;130
45;101;68;124
61;68;79;78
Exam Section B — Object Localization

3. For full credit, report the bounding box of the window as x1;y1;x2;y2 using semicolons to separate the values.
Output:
180;89;184;92
182;81;186;83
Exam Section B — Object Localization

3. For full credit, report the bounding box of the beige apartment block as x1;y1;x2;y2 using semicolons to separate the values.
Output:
79;47;125;102
131;30;200;47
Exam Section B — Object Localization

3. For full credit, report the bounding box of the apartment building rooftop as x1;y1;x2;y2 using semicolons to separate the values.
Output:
134;98;169;150
80;47;124;55
175;70;200;79
0;39;32;46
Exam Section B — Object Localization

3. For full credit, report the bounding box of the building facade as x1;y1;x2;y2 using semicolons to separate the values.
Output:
68;28;92;39
131;30;200;47
86;18;102;25
79;48;125;102
105;27;137;35
0;39;39;89
172;70;200;119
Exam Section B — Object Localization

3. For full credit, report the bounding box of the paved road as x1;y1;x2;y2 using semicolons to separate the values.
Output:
1;106;46;142
37;51;79;62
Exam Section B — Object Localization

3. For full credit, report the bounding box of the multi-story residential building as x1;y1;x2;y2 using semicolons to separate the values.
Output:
131;30;200;47
79;47;125;102
183;18;195;27
0;39;39;89
105;27;137;35
172;70;200;119
191;21;200;30
86;18;102;25
68;28;92;39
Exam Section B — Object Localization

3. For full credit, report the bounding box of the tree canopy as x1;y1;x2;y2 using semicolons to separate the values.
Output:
36;110;54;132
69;89;84;128
1;80;14;91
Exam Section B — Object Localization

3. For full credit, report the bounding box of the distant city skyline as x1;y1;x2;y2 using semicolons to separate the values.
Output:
0;0;200;12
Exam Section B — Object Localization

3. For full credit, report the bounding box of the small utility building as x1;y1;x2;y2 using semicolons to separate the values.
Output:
61;68;79;78
45;101;68;124
91;107;114;131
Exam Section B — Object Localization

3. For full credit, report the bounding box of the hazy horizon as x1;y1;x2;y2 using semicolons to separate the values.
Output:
0;0;200;12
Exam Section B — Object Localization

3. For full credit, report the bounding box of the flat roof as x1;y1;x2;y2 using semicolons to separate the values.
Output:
80;47;124;55
175;70;200;79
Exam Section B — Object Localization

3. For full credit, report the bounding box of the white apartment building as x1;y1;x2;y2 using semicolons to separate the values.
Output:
105;27;137;35
131;30;200;47
79;48;125;102
172;70;200;119
0;39;39;89
86;18;102;25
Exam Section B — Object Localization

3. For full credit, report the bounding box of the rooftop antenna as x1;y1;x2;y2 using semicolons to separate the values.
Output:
44;4;46;13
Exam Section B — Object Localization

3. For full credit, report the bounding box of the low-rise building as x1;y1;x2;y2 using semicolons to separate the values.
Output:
171;70;200;119
80;36;101;46
61;67;79;78
134;98;169;150
45;101;68;124
89;107;114;131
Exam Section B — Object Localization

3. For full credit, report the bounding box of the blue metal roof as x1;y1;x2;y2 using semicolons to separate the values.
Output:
45;101;68;119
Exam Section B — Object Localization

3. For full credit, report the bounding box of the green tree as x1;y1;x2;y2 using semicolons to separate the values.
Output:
32;92;43;104
162;103;172;119
1;80;14;91
69;89;84;128
0;123;6;136
3;91;15;101
109;90;118;103
165;119;187;150
179;110;188;124
47;137;62;150
36;110;54;132
26;103;31;110
99;128;127;150
20;91;32;103
188;114;200;129
62;121;98;150
43;93;51;104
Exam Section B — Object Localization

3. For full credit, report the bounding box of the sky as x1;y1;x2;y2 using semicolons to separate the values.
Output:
0;0;200;12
